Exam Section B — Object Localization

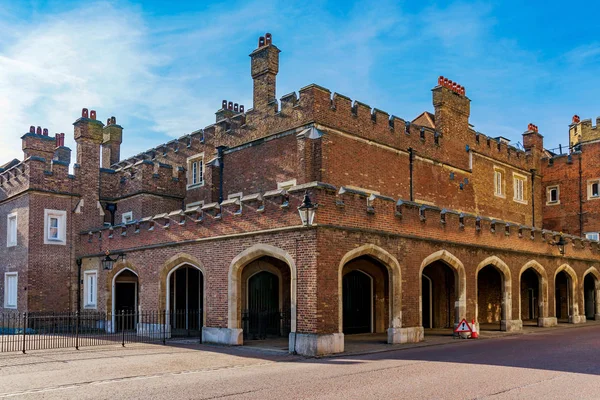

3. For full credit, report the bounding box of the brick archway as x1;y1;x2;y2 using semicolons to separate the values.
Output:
518;260;553;326
475;256;516;330
582;267;600;320
228;244;296;333
554;264;582;323
419;250;466;328
337;244;402;342
159;253;206;312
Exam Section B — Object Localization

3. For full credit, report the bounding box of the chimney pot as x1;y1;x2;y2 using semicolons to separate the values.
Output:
43;128;48;136
29;126;35;133
222;100;227;109
110;116;116;125
228;101;233;110
572;115;580;124
265;33;272;45
82;108;88;118
240;105;245;113
90;110;96;120
234;103;239;112
36;126;42;135
258;36;265;47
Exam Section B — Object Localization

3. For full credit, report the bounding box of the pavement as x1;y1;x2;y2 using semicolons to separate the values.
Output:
1;322;600;399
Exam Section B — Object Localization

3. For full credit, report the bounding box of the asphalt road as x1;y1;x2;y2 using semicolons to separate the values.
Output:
0;325;599;399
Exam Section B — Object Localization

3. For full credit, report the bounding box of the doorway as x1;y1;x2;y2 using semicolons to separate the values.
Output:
114;270;138;332
342;270;373;334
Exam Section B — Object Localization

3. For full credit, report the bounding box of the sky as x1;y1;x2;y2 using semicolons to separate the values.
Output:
0;0;599;163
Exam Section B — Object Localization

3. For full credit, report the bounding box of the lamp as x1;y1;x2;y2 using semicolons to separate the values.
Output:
552;234;566;256
297;191;317;227
101;250;126;270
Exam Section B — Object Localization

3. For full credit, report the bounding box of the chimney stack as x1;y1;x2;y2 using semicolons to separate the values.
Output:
102;116;123;168
250;32;280;112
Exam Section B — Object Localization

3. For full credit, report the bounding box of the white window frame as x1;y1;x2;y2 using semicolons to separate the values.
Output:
44;209;67;245
546;185;560;205
121;211;133;224
7;212;17;247
84;270;98;309
4;272;17;309
588;179;600;200
585;232;599;241
187;153;205;189
493;168;505;198
513;173;528;204
277;179;297;191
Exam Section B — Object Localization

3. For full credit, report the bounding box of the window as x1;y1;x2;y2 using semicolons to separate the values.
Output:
586;232;599;242
187;154;204;188
4;272;17;309
121;212;133;224
44;209;66;245
493;169;504;197
7;212;17;247
546;186;559;205
513;174;527;203
589;179;600;200
84;271;97;308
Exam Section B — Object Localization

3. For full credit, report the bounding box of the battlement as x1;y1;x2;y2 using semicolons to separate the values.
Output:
79;181;600;261
570;114;600;147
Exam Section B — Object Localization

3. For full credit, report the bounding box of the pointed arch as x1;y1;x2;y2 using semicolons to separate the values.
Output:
228;244;296;332
160;253;206;311
475;256;512;323
554;263;580;320
419;250;466;326
582;267;600;319
518;260;549;323
338;244;402;333
110;266;139;333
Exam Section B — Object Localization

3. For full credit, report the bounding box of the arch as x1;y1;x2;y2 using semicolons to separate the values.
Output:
518;260;549;323
582;267;600;319
475;256;512;324
165;262;206;327
110;266;139;333
228;244;296;332
419;250;466;327
338;244;402;333
554;263;579;320
160;253;206;314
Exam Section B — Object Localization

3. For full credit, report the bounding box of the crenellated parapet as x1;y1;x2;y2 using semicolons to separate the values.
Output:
79;181;600;262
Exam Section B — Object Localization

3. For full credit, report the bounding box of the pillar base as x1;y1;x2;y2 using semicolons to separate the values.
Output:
595;314;600;321
570;315;587;324
387;327;424;344
290;332;344;356
538;317;557;327
202;327;243;345
501;319;523;332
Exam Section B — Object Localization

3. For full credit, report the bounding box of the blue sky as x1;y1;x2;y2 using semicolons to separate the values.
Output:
0;0;599;162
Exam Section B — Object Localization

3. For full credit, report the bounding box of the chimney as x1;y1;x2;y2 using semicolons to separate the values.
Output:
250;32;280;112
53;133;71;165
522;123;544;151
22;125;56;165
102;116;123;168
74;108;104;227
432;76;470;143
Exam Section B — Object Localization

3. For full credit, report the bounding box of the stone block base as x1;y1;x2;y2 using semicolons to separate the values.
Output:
570;315;587;324
538;317;557;327
596;314;600;321
387;327;424;344
501;319;523;332
202;327;243;345
290;332;344;356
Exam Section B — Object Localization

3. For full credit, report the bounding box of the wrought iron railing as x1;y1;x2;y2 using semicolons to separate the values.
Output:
0;309;203;354
242;309;291;340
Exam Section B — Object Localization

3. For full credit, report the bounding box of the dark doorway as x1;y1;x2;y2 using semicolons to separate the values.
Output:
422;275;432;329
584;274;596;320
477;265;503;330
114;270;138;332
247;271;280;339
521;268;539;323
169;266;203;337
422;261;456;330
555;271;570;322
343;270;372;334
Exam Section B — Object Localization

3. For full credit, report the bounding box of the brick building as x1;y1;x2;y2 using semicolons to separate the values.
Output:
1;33;600;356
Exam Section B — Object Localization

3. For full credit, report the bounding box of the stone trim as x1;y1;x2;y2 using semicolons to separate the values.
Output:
582;267;600;317
518;260;549;324
554;263;580;320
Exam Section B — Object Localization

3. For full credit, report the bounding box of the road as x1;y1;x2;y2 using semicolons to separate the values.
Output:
0;325;599;399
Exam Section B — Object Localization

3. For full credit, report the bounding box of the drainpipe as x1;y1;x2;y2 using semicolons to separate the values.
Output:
216;146;226;203
530;169;536;227
408;148;414;201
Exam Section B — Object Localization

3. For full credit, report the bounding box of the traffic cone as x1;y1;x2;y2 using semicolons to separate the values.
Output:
471;319;479;339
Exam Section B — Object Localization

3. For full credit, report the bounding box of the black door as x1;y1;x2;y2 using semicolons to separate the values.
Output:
584;275;596;320
422;276;431;329
247;271;279;339
343;270;372;334
115;282;136;331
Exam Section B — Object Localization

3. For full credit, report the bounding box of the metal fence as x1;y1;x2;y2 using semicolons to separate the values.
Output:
242;309;291;340
0;310;202;354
